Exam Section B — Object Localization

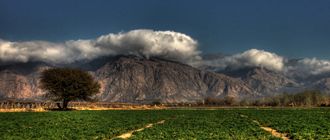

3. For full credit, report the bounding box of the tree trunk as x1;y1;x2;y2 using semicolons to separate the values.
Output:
56;103;62;109
62;98;69;110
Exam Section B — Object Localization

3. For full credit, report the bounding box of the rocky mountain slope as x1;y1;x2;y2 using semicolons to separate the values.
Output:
0;56;257;103
94;56;256;103
1;55;330;103
219;67;300;96
312;78;330;93
0;62;50;100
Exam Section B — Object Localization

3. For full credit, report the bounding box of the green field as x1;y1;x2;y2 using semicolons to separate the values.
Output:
0;109;329;140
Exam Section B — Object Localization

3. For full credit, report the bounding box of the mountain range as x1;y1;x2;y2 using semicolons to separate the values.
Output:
1;55;329;103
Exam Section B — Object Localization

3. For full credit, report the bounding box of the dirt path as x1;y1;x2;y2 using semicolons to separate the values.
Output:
113;120;165;139
240;114;290;140
260;126;290;140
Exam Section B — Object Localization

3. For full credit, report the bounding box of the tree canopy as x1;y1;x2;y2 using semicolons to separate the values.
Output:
40;68;100;109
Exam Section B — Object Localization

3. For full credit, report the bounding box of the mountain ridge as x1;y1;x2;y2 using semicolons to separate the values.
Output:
0;55;329;103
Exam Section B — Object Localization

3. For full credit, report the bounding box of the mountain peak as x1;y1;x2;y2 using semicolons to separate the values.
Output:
94;55;255;103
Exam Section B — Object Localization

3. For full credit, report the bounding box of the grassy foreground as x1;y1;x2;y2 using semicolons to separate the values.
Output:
0;108;329;140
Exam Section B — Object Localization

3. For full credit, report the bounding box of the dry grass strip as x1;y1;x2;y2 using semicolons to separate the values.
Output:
113;120;166;139
240;114;290;140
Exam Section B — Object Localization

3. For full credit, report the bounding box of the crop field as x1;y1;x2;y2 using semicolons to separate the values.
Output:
0;108;329;140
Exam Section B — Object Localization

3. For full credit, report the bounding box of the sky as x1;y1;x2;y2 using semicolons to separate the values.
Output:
1;0;330;59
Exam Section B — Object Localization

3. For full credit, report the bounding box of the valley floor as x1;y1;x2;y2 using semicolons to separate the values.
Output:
0;108;329;140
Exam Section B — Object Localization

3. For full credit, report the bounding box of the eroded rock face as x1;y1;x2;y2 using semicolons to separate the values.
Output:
0;71;33;99
11;55;330;103
0;70;45;100
312;78;330;94
0;62;52;101
94;56;256;103
219;67;300;96
0;56;257;103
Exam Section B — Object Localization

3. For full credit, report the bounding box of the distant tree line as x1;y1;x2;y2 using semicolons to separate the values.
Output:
204;90;330;107
0;101;151;110
248;90;330;107
204;96;237;106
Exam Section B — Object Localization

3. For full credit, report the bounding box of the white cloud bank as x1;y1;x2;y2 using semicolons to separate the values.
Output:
203;49;330;76
0;29;200;65
1;29;330;77
203;49;285;71
290;58;330;75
